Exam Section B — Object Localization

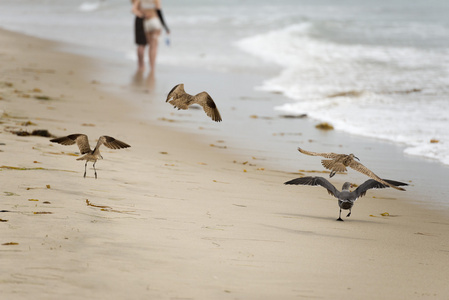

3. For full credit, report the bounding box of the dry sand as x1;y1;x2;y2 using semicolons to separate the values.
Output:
1;29;449;299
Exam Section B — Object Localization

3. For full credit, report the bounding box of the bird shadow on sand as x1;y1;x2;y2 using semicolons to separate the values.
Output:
263;223;374;241
276;212;382;224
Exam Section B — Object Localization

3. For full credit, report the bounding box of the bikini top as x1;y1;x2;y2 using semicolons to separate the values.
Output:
140;0;156;10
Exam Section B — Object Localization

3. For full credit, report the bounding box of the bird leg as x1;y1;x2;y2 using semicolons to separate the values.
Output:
93;162;97;179
346;209;352;218
83;161;87;178
337;209;344;221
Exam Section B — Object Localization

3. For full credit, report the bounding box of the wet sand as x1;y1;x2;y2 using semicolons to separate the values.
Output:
1;28;449;299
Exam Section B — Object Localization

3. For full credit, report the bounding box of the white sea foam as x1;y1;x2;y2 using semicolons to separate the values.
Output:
79;2;101;12
236;21;449;165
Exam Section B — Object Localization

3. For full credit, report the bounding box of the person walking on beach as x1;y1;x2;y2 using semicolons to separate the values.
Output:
131;0;147;70
132;0;170;73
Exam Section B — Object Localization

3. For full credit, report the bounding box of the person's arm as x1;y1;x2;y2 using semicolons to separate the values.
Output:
132;0;145;18
156;9;170;33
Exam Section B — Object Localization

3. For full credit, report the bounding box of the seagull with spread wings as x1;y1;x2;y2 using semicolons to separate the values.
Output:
50;134;130;178
166;83;222;122
297;147;406;191
284;176;408;221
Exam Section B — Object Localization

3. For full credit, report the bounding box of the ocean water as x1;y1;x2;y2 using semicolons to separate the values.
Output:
1;0;449;166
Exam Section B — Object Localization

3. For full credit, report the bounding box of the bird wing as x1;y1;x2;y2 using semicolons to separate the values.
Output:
166;84;194;110
354;179;389;198
354;178;408;198
193;91;222;122
348;161;406;191
166;83;185;102
284;176;340;198
383;179;409;187
50;134;91;154
97;136;131;150
297;147;340;159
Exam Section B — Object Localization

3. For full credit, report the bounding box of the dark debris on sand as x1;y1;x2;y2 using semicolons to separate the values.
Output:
279;114;307;119
11;129;55;137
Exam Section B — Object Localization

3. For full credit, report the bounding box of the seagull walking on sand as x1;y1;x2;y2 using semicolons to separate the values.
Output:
50;134;130;178
284;176;408;221
166;83;222;122
297;147;406;191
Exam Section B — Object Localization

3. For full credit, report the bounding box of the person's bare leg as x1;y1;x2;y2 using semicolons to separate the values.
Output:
137;45;145;71
147;30;161;73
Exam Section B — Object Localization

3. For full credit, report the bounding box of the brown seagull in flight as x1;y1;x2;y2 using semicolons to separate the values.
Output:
166;83;222;122
50;134;130;178
297;147;406;191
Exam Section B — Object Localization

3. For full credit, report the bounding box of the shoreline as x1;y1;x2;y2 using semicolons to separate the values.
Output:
1;28;449;299
125;61;449;211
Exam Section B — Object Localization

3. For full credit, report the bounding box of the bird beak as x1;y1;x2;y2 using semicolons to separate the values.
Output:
354;156;360;161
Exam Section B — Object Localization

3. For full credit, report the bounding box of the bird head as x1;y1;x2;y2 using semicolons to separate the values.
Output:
342;182;352;191
349;153;360;161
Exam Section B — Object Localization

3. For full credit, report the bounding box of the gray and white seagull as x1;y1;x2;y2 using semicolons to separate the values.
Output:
50;134;130;178
284;176;408;221
166;83;222;122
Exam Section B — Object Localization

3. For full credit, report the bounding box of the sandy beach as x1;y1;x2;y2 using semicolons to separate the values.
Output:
1;28;449;299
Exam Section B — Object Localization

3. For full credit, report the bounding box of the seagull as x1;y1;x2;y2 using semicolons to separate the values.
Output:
50;134;130;178
166;83;222;122
297;147;406;191
284;176;408;221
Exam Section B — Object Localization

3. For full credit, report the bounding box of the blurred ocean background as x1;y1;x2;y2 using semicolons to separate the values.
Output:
1;0;449;167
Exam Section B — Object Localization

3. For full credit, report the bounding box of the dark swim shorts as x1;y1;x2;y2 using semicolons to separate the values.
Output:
134;16;147;45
